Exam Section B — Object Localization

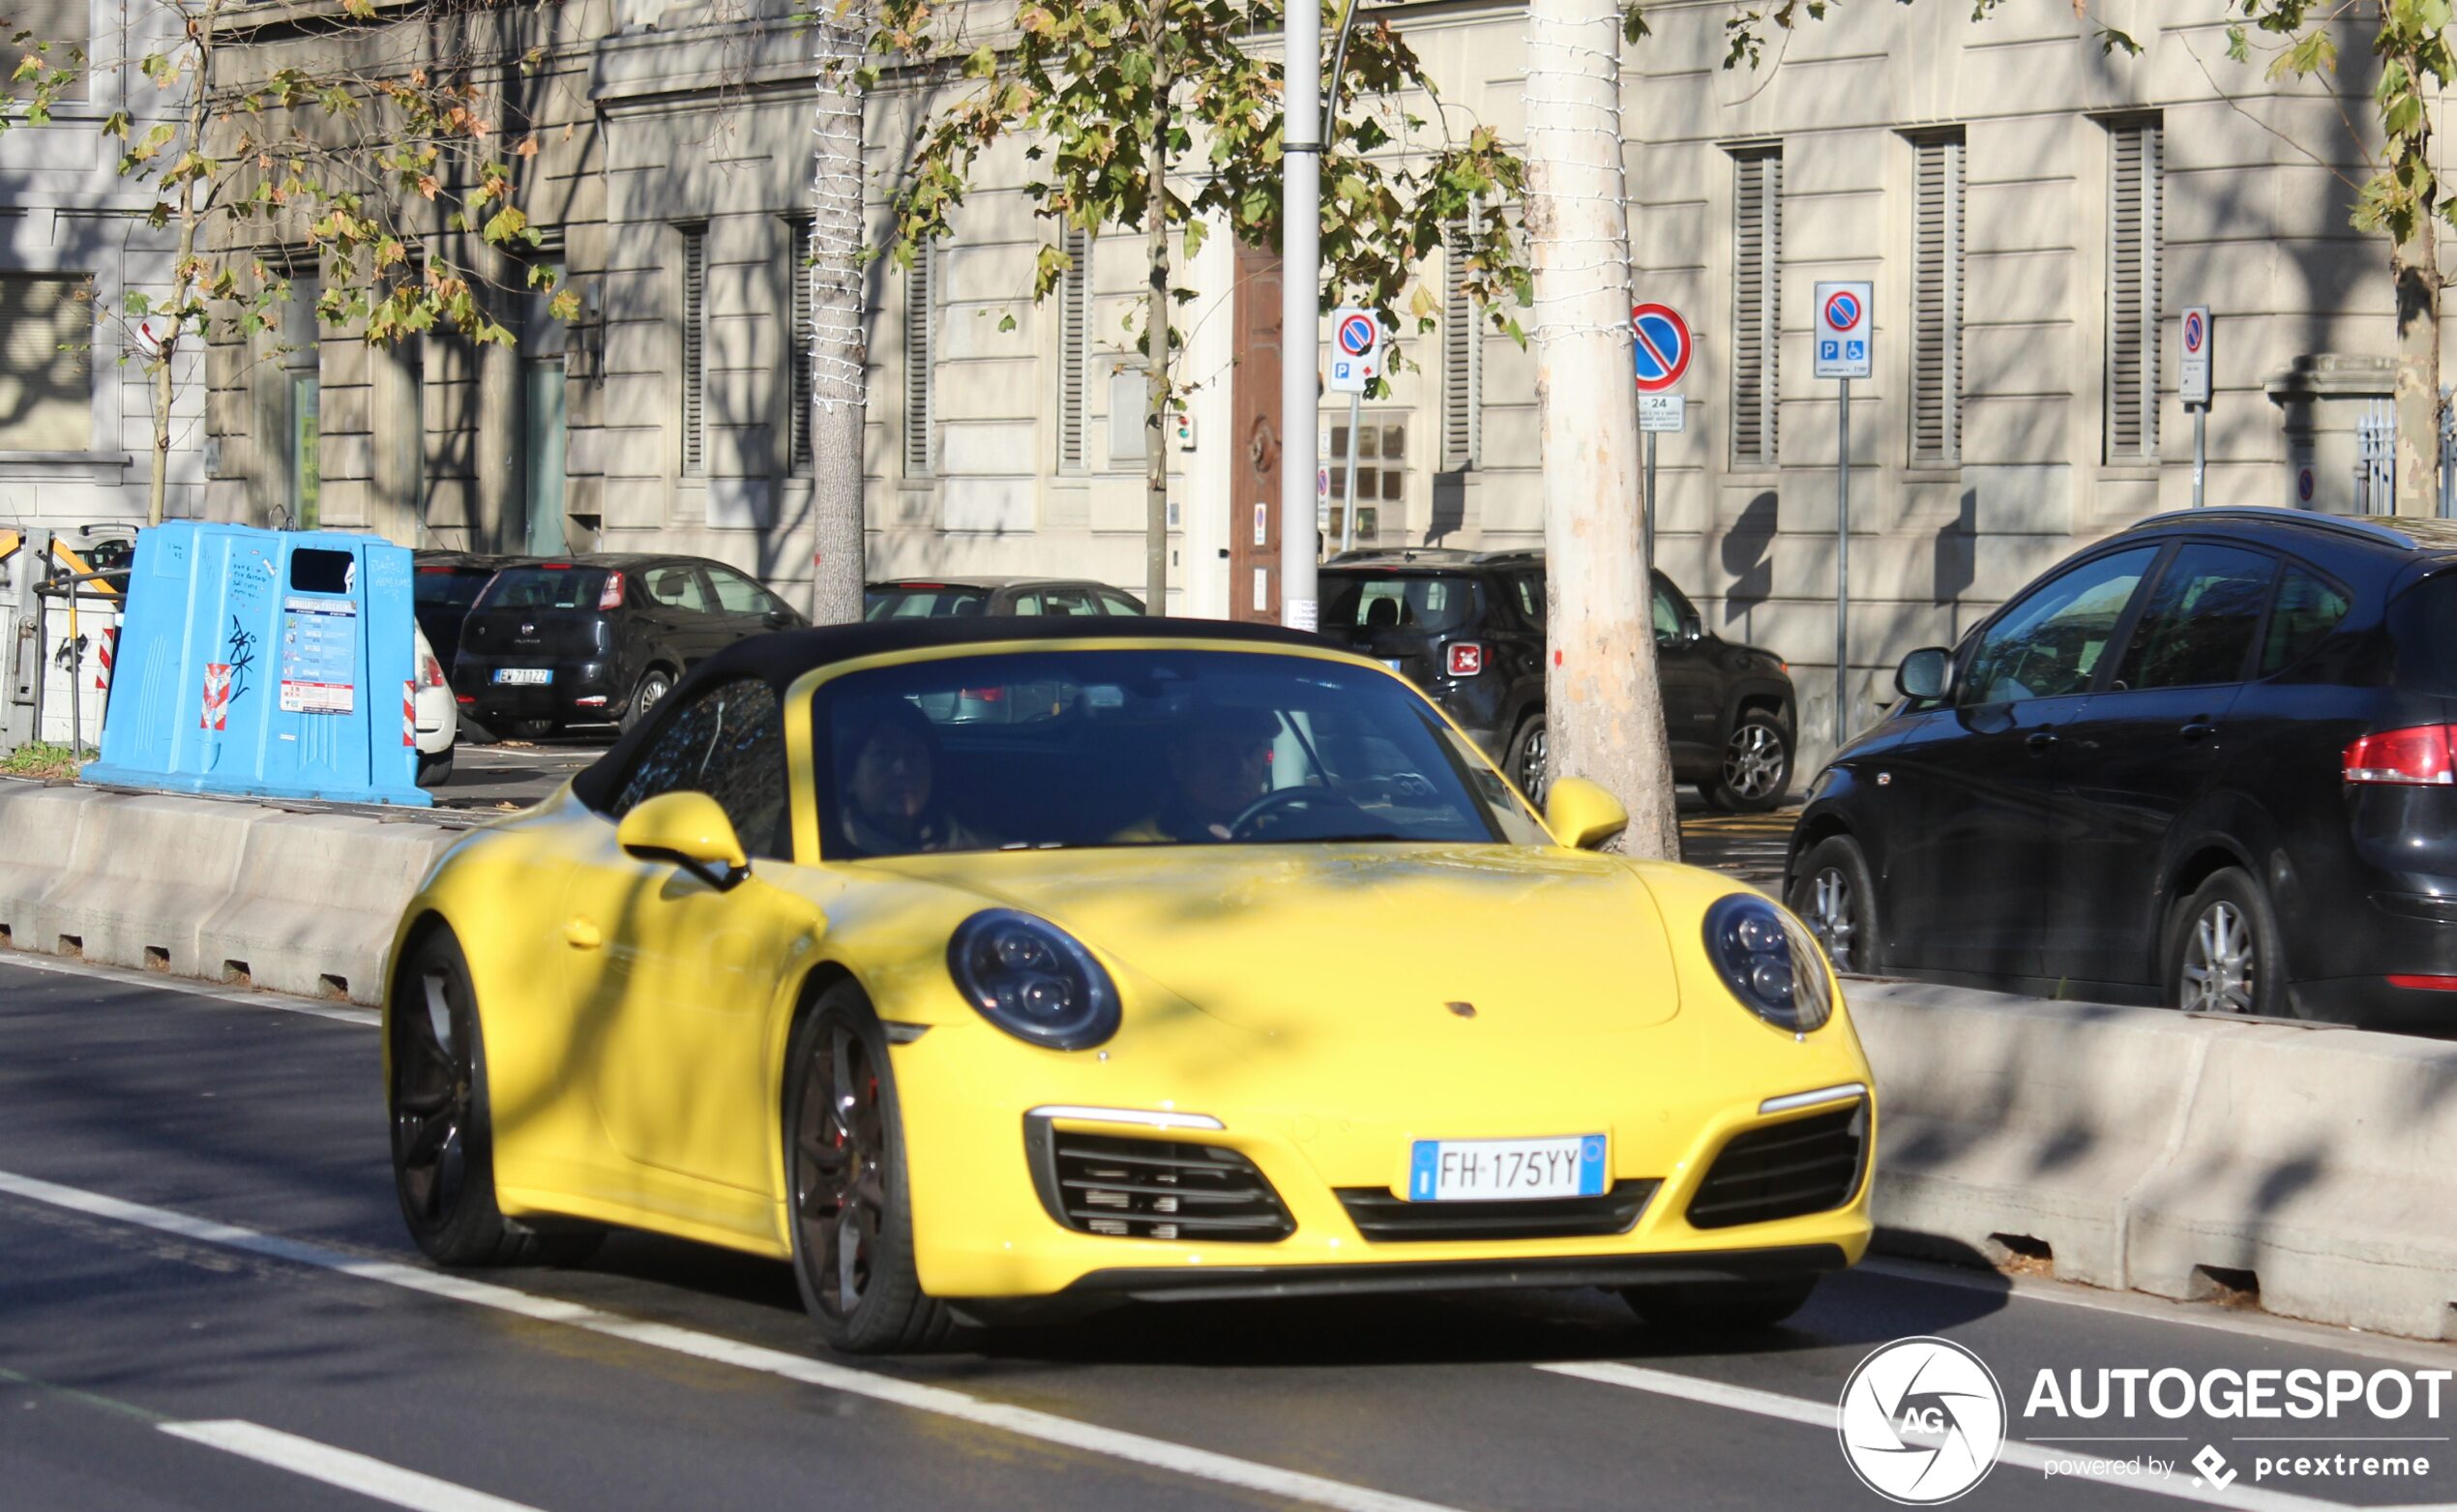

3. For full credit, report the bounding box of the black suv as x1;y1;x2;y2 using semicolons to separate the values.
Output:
1316;548;1798;811
1788;506;2457;1030
455;555;806;734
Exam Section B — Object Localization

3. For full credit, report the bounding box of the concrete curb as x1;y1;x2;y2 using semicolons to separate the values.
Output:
1849;978;2457;1341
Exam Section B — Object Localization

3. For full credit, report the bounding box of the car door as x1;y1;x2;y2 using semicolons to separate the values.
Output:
559;677;809;1207
1883;545;2162;978
1650;573;1722;772
706;562;800;640
2047;542;2275;988
638;561;723;667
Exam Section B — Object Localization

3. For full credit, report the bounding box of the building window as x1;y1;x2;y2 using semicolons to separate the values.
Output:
1730;146;1781;468
1910;131;1966;467
1442;208;1483;471
2106;117;2162;463
677;225;707;477
3;0;88;104
903;247;934;478
0;273;92;451
281;273;320;529
1056;227;1090;471
1326;415;1406;548
785;216;814;475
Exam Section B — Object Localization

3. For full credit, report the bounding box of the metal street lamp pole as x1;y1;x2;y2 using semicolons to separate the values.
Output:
1279;0;1322;631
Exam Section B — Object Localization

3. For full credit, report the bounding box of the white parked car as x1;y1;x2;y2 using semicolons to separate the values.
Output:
414;624;458;786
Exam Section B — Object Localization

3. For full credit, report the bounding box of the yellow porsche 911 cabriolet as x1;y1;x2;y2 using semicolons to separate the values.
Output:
384;618;1875;1352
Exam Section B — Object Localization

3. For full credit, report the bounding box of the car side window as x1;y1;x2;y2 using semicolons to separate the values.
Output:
1515;573;1546;627
1097;589;1143;616
1042;587;1099;616
707;564;782;616
1010;591;1044;615
609;678;791;859
1959;547;2160;706
2115;544;2278;691
645;565;714;614
1650;579;1689;644
2261;566;2353;676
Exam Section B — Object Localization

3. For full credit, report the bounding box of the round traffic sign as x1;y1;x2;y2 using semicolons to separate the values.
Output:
1822;288;1864;333
1336;313;1378;357
2184;309;2206;355
2297;465;2316;504
1630;303;1692;394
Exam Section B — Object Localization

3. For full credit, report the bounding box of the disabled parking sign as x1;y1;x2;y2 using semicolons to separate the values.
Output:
1815;281;1874;380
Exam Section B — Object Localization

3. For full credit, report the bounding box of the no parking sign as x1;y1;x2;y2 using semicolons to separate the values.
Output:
1328;307;1382;394
1815;282;1873;380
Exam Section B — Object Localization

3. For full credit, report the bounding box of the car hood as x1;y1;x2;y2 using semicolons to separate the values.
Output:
856;844;1683;1040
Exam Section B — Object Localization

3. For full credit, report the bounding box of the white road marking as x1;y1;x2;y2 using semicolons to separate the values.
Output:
1541;1360;2389;1512
159;1420;545;1512
0;949;378;1026
0;1169;1458;1512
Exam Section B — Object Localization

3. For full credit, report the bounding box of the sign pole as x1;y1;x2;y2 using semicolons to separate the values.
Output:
1340;392;1363;553
2181;307;2212;508
1642;430;1657;569
1835;377;1850;751
2193;407;2207;508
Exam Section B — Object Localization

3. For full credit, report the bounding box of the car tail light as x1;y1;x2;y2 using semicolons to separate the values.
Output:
1447;641;1486;677
598;571;626;610
960;686;1006;703
455;694;476;704
2388;974;2457;991
419;650;446;689
2343;726;2457;786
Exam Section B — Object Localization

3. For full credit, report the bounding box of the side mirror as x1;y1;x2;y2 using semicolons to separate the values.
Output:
1545;777;1629;851
1680;611;1704;643
1896;646;1952;702
764;608;797;629
618;790;750;890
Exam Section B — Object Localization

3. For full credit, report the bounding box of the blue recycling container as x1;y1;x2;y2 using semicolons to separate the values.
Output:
86;522;430;806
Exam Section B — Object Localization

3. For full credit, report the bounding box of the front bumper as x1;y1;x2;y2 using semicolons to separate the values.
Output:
1062;1244;1853;1302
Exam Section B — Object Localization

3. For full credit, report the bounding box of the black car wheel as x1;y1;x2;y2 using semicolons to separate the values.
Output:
1622;1275;1820;1333
620;667;675;734
1788;835;1879;976
416;749;455;787
389;929;600;1266
2168;870;2287;1017
1704;709;1792;813
784;983;950;1354
1506;715;1550;806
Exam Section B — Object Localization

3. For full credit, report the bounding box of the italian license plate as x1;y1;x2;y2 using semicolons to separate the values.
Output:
492;668;551;686
1406;1135;1608;1201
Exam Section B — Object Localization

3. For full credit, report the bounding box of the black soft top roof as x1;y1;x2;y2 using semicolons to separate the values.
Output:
569;615;1326;810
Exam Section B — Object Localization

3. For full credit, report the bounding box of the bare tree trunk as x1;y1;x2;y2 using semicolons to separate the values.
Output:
1142;12;1170;610
808;1;869;624
1523;0;1675;857
150;1;215;527
2394;205;2442;517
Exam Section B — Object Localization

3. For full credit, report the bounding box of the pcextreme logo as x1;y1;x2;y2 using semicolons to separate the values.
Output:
1838;1337;2008;1504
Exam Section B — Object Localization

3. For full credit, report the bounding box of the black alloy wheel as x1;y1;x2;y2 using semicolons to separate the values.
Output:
389;930;600;1266
2168;869;2288;1018
784;984;949;1354
1788;834;1879;976
1705;709;1792;814
1622;1275;1821;1333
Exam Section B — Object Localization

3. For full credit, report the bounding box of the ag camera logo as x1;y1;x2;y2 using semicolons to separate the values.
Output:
1839;1337;2007;1503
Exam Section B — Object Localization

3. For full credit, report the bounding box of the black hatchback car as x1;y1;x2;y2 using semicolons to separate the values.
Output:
454;555;806;733
1787;506;2457;1030
1316;548;1798;811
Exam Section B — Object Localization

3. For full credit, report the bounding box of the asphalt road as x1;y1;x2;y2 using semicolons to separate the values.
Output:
6;954;2454;1511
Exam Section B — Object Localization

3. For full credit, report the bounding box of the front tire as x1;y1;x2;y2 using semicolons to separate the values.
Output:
1702;708;1792;813
1622;1275;1820;1333
389;929;600;1265
1505;713;1550;807
1788;834;1880;976
2168;869;2287;1017
784;983;950;1354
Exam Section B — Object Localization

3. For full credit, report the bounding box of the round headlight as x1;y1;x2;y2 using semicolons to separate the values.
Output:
1702;894;1833;1033
946;909;1121;1050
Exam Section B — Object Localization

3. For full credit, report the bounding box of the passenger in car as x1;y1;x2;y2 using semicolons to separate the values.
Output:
834;698;982;855
1112;705;1280;844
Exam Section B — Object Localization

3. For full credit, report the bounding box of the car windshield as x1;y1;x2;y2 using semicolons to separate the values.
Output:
1318;571;1480;634
416;568;494;609
867;585;991;619
476;567;609;611
812;648;1546;858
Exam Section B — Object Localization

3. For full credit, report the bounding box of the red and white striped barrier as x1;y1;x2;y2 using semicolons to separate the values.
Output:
199;664;231;731
401;682;417;748
94;627;117;693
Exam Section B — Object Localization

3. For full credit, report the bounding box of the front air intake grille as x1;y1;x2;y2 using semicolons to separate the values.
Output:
1025;1127;1295;1243
1336;1181;1658;1243
1685;1100;1868;1230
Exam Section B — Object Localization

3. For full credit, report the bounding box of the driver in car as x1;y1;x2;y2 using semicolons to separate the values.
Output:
1114;704;1280;844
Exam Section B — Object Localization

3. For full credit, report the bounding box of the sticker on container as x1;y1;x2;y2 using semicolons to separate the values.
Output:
279;595;359;716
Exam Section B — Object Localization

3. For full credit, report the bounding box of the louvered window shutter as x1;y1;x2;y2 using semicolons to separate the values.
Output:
1057;228;1089;470
787;216;814;474
3;0;87;102
1731;149;1781;468
1910;134;1965;466
680;226;706;476
904;250;933;477
1442;207;1483;470
2106;121;2162;462
0;274;91;450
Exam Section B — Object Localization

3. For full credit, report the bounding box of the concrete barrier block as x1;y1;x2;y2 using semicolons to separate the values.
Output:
0;783;102;953
1849;980;2207;1290
197;812;459;1004
2124;1023;2457;1341
40;790;257;976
